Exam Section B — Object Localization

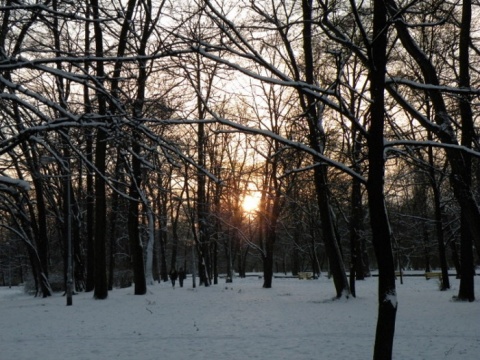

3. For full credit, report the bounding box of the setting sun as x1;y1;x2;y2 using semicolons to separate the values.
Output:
242;193;261;213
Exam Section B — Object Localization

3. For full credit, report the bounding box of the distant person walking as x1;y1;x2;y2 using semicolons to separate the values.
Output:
178;267;186;287
169;268;178;288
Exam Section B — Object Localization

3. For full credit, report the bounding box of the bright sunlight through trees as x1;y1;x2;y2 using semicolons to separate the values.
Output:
242;193;261;213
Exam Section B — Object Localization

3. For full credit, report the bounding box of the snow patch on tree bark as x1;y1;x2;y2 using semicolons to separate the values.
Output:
384;290;398;309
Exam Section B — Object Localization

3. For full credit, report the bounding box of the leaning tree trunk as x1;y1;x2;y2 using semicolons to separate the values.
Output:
13;195;53;298
302;0;349;298
27;246;52;298
314;166;350;298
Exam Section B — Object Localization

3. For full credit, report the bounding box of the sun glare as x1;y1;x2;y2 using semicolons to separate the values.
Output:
242;193;261;213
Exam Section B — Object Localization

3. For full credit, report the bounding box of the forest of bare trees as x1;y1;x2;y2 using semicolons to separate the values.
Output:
0;1;479;359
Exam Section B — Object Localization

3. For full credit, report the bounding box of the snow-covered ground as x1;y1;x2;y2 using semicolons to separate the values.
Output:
1;274;479;360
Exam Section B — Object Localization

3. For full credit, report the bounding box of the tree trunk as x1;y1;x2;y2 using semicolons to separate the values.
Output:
170;198;179;273
13;197;53;298
302;0;350;298
129;0;158;293
128;143;147;295
91;0;108;300
212;235;218;285
262;234;275;288
197;122;211;287
29;248;52;298
83;1;94;293
107;190;118;291
213;179;221;285
350;127;366;296
85;131;95;292
129;66;149;295
370;1;397;358
93;134;108;300
31;172;49;279
428;134;450;290
224;231;234;283
351;134;367;284
315;166;350;297
349;179;361;296
450;240;461;278
458;215;475;301
262;219;276;288
456;0;475;302
423;227;431;273
159;194;169;282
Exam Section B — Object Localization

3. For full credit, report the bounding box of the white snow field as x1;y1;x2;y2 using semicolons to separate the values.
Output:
0;274;479;360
